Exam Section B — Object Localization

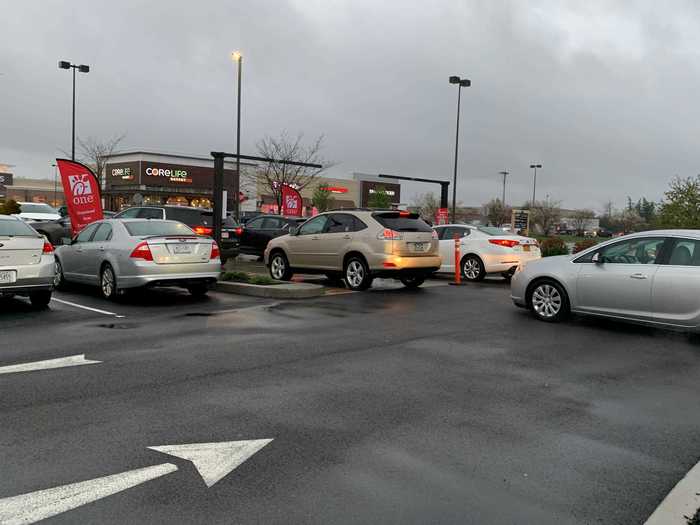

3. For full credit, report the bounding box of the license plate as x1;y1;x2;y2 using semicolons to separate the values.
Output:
172;245;193;254
523;245;530;252
0;270;16;284
412;242;426;252
221;232;229;238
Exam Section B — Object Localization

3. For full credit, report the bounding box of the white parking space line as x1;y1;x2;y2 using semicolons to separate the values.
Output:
644;459;700;524
0;354;102;375
51;297;125;318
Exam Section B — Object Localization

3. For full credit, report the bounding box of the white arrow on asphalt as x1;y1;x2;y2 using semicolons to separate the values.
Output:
0;354;101;375
0;439;273;525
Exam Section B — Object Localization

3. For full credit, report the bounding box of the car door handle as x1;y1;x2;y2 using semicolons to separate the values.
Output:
630;273;647;279
343;234;351;239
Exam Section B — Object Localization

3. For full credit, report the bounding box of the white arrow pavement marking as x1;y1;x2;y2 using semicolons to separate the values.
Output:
0;354;102;375
0;439;273;524
148;439;274;487
0;463;178;525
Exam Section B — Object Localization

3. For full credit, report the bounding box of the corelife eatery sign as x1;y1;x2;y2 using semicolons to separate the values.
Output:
56;159;104;235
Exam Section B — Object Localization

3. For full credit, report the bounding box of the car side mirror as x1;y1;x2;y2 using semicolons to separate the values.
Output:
592;252;603;264
289;226;299;236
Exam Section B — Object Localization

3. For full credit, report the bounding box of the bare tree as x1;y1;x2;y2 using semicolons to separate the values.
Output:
531;199;561;235
73;134;126;185
411;192;440;221
570;209;596;236
256;133;330;213
482;198;512;227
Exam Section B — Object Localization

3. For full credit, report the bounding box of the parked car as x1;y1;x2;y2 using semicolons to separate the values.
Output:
55;219;221;299
240;211;263;224
236;215;306;258
0;215;55;308
29;211;118;246
433;224;541;281
511;230;700;330
115;205;239;263
264;210;440;290
15;202;61;222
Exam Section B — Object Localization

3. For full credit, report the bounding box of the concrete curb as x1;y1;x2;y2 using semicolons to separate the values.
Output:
215;280;324;299
644;460;700;524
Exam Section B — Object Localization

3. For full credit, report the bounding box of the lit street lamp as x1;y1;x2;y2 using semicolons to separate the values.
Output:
529;163;542;207
231;51;242;221
498;170;509;206
449;75;471;223
58;61;90;161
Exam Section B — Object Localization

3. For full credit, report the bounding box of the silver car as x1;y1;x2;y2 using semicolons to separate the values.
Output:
55;219;221;300
511;230;700;330
0;215;56;308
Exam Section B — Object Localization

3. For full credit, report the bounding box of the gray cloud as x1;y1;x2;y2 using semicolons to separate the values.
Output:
2;0;700;211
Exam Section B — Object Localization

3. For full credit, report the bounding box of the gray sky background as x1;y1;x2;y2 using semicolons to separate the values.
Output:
2;0;700;211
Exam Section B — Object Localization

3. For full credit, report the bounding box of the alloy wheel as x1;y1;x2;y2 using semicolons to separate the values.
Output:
532;284;562;319
54;260;63;287
102;267;115;298
271;256;286;280
462;258;481;280
346;260;364;288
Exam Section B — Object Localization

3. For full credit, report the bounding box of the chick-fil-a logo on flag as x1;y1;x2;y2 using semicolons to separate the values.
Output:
56;159;104;236
281;185;303;216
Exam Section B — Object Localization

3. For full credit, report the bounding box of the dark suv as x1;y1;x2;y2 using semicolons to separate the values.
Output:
115;206;239;263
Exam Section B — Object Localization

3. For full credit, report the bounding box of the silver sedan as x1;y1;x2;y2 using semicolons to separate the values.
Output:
511;230;700;330
55;219;221;300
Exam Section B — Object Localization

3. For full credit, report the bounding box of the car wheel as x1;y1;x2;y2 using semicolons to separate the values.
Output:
461;255;485;281
501;272;512;283
54;257;67;290
29;290;52;309
344;256;372;291
528;279;570;323
100;264;118;300
187;283;209;297
400;275;425;288
269;251;293;281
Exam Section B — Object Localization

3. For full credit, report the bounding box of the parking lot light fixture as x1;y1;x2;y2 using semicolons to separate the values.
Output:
529;164;542;207
58;60;90;161
449;75;471;223
230;51;243;222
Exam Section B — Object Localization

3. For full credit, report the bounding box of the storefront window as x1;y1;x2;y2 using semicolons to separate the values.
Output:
190;198;211;208
167;196;190;206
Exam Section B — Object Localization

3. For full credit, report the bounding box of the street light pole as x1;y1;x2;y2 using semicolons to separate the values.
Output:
58;61;90;161
499;170;509;205
231;51;243;222
52;163;57;207
529;163;542;207
448;75;471;223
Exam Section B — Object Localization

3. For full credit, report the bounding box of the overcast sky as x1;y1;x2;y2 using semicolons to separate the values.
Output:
3;0;700;211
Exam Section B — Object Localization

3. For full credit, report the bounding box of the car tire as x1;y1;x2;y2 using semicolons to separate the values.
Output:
100;263;118;301
29;290;52;309
187;283;209;297
461;255;486;282
528;279;570;323
54;257;67;290
344;256;373;291
501;272;512;283
269;251;293;281
400;275;425;288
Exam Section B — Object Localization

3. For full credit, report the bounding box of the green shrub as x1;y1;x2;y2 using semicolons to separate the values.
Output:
572;239;599;254
220;271;278;286
539;237;569;257
0;199;21;215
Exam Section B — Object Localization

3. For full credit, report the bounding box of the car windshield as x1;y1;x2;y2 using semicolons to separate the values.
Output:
20;203;58;214
124;221;195;237
0;219;39;237
477;226;506;235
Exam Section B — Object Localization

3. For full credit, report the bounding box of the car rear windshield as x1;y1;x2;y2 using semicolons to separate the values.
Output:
124;221;195;237
20;203;58;214
167;208;211;227
0;219;39;237
476;226;506;235
372;212;433;232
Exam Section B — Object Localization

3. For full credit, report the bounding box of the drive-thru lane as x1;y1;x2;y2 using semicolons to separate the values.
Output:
1;281;699;523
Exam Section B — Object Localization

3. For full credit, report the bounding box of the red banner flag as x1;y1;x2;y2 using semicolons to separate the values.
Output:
281;185;303;216
56;159;104;236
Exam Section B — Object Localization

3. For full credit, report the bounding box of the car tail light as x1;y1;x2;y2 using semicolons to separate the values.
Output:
234;227;243;236
489;239;520;248
399;211;410;217
194;226;213;236
130;241;153;261
377;228;403;240
210;241;220;260
42;241;54;254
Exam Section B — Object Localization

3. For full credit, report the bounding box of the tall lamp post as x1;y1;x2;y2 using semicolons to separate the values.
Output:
498;170;509;205
52;163;57;207
529;163;542;207
58;61;90;161
231;51;243;221
448;75;471;223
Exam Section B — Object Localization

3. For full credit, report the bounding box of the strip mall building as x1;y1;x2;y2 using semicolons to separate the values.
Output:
103;151;402;215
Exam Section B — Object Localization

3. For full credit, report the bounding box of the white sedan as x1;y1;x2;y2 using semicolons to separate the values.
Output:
433;224;541;281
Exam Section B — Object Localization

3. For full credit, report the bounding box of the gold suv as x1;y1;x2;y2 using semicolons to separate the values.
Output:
264;210;441;290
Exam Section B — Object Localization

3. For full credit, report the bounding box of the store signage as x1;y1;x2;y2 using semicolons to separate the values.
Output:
0;173;12;186
56;159;104;235
145;166;192;184
282;185;303;216
369;188;396;196
320;186;348;194
511;209;530;235
111;167;134;181
435;208;449;225
272;181;300;191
